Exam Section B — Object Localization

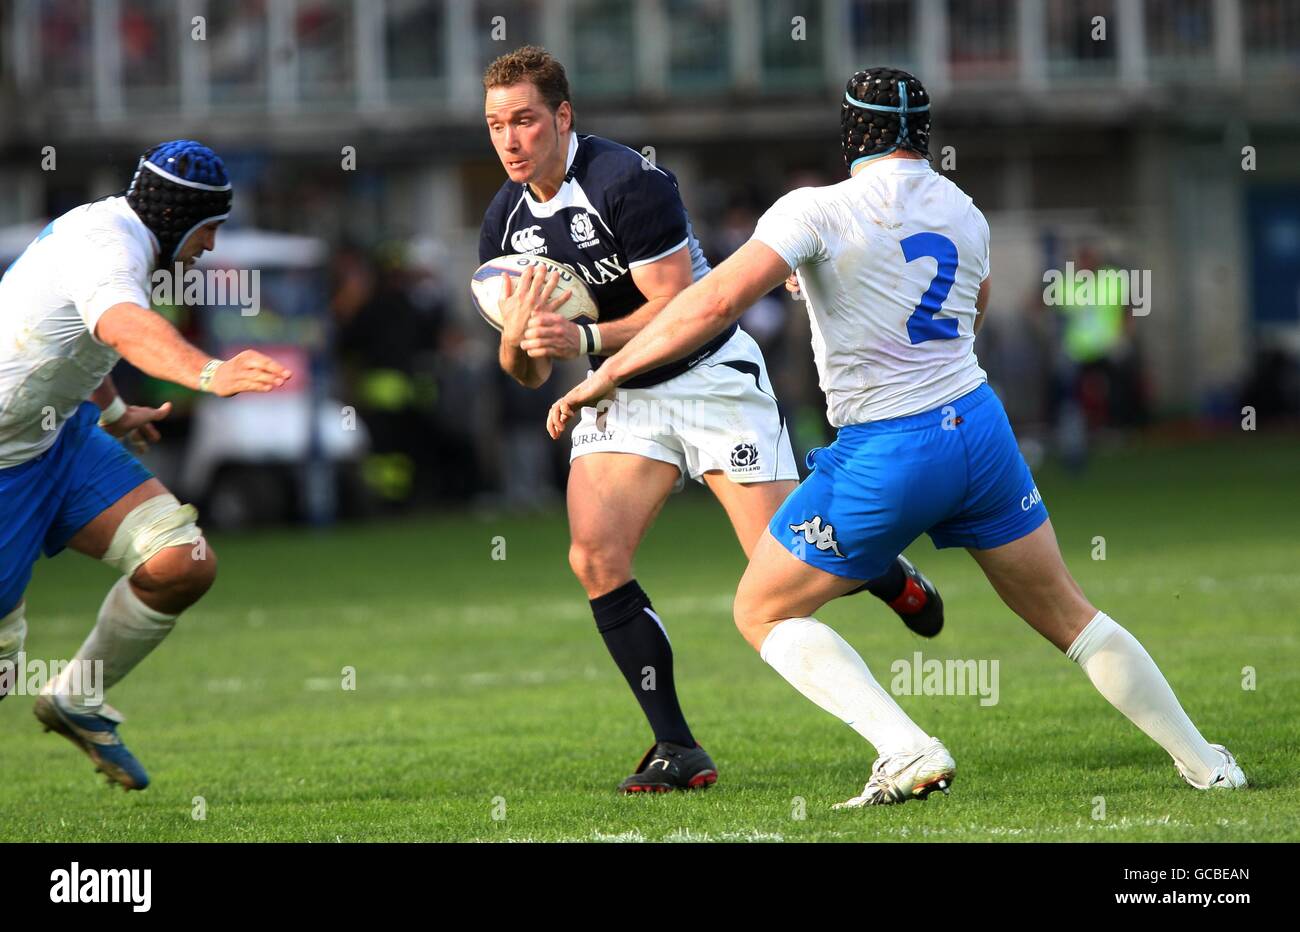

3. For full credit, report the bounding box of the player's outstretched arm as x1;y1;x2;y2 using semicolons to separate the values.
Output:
95;302;292;396
590;247;694;355
546;240;791;438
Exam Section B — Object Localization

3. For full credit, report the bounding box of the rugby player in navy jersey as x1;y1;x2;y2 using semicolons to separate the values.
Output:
480;47;944;792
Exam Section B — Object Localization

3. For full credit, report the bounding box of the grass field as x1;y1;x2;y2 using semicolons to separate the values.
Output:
2;435;1297;842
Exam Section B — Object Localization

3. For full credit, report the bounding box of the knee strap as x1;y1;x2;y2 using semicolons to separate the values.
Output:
101;494;203;577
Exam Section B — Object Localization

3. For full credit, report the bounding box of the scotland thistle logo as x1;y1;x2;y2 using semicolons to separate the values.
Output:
569;211;599;247
730;442;760;473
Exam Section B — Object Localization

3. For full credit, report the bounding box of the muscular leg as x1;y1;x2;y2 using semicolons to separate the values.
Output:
48;477;215;710
969;519;1226;784
703;471;933;627
701;473;795;558
567;453;697;747
732;529;931;757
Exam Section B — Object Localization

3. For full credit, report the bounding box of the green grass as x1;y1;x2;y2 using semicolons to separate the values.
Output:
2;435;1297;842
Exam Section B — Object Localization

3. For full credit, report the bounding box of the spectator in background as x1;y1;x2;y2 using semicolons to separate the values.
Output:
330;240;506;510
1048;243;1146;470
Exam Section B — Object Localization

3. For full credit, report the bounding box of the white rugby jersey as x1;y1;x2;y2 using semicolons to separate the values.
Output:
752;158;989;427
0;196;156;467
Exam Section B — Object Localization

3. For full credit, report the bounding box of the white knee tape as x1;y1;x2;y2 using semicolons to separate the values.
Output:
0;601;26;663
101;494;204;577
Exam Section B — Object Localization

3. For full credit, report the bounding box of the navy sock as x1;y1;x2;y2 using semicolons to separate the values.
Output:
854;557;906;603
590;580;695;748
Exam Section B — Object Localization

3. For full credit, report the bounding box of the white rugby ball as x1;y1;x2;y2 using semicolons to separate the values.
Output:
470;253;599;332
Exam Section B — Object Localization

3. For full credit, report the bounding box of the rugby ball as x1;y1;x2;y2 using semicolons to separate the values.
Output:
470;253;599;332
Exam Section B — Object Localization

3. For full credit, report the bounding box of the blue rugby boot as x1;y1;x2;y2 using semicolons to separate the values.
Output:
34;693;150;791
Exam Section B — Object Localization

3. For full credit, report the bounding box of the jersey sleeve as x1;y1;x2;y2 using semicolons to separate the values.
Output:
65;226;152;338
607;167;691;268
479;221;498;265
751;189;828;271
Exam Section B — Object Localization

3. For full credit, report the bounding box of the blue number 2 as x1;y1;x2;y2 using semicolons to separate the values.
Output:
900;232;959;344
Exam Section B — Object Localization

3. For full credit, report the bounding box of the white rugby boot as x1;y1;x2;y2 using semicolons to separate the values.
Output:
834;736;955;808
1176;744;1247;790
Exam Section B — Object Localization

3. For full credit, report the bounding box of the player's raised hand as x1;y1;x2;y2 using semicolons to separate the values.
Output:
498;266;532;345
784;273;803;300
103;400;172;453
207;349;293;396
546;370;617;439
522;310;581;359
500;266;572;348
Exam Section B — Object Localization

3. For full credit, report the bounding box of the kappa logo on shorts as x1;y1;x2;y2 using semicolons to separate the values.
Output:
729;442;760;473
790;516;844;557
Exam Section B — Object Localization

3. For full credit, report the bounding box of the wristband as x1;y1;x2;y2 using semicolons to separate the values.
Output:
577;323;603;356
98;396;128;427
198;359;223;393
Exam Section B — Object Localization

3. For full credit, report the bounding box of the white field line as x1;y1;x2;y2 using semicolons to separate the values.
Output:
31;571;1300;637
486;816;1251;843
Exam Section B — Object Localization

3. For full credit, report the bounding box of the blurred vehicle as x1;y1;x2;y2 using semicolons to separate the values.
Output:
184;229;369;528
3;223;369;528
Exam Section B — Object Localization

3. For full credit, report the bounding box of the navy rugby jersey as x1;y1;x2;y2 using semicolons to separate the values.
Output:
479;133;736;388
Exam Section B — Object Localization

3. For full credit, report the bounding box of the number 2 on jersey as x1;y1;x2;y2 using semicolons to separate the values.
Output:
900;232;959;344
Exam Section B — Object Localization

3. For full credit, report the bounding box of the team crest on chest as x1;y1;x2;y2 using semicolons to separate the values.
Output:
790;516;844;557
569;211;600;248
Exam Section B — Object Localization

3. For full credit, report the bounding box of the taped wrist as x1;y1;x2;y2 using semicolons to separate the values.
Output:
99;397;128;427
577;323;603;356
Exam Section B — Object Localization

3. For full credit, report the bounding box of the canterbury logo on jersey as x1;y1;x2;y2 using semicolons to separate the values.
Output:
510;225;546;253
790;516;844;557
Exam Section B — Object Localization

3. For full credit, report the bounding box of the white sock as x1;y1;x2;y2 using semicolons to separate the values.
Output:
0;602;26;696
1067;611;1222;783
48;577;179;712
0;601;26;663
760;617;930;757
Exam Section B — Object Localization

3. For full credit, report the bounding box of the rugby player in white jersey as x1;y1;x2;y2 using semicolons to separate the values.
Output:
482;47;947;793
0;140;292;790
548;68;1245;805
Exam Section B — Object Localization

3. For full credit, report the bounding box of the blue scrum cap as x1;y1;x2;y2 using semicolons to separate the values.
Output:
125;140;232;263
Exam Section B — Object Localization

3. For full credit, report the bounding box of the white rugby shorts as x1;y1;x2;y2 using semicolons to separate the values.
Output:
569;328;798;491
